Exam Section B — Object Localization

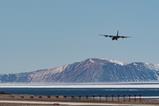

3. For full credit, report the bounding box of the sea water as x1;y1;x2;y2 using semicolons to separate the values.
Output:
0;88;159;97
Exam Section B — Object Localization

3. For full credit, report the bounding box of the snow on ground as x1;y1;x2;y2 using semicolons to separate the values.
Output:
1;83;159;88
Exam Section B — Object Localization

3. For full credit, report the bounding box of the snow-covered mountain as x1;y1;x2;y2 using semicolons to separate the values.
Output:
0;58;159;83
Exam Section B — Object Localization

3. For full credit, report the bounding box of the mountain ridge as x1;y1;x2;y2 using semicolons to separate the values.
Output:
0;58;159;83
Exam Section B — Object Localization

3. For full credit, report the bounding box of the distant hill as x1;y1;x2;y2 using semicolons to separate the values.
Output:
0;58;159;83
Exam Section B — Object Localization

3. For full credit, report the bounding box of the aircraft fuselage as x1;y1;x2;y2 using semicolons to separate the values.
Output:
112;36;119;40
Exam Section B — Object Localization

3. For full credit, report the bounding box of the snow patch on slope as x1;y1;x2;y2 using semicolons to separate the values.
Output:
109;59;124;65
144;63;159;71
29;65;68;82
88;58;95;63
48;64;68;73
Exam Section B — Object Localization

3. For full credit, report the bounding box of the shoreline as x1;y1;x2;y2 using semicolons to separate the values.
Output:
1;94;159;105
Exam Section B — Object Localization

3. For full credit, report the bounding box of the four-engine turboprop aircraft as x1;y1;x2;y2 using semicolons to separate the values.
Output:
100;30;130;40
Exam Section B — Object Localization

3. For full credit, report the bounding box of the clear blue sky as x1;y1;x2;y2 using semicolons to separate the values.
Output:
0;0;159;74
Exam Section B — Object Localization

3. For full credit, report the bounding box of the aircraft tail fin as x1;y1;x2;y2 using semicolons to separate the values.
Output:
117;30;119;36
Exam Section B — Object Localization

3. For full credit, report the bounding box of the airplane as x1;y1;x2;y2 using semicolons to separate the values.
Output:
100;30;130;40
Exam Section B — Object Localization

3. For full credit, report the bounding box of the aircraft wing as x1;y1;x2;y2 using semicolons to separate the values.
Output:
119;36;130;38
99;34;114;38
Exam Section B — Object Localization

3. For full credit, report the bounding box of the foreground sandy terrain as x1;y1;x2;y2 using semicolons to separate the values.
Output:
0;100;158;106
